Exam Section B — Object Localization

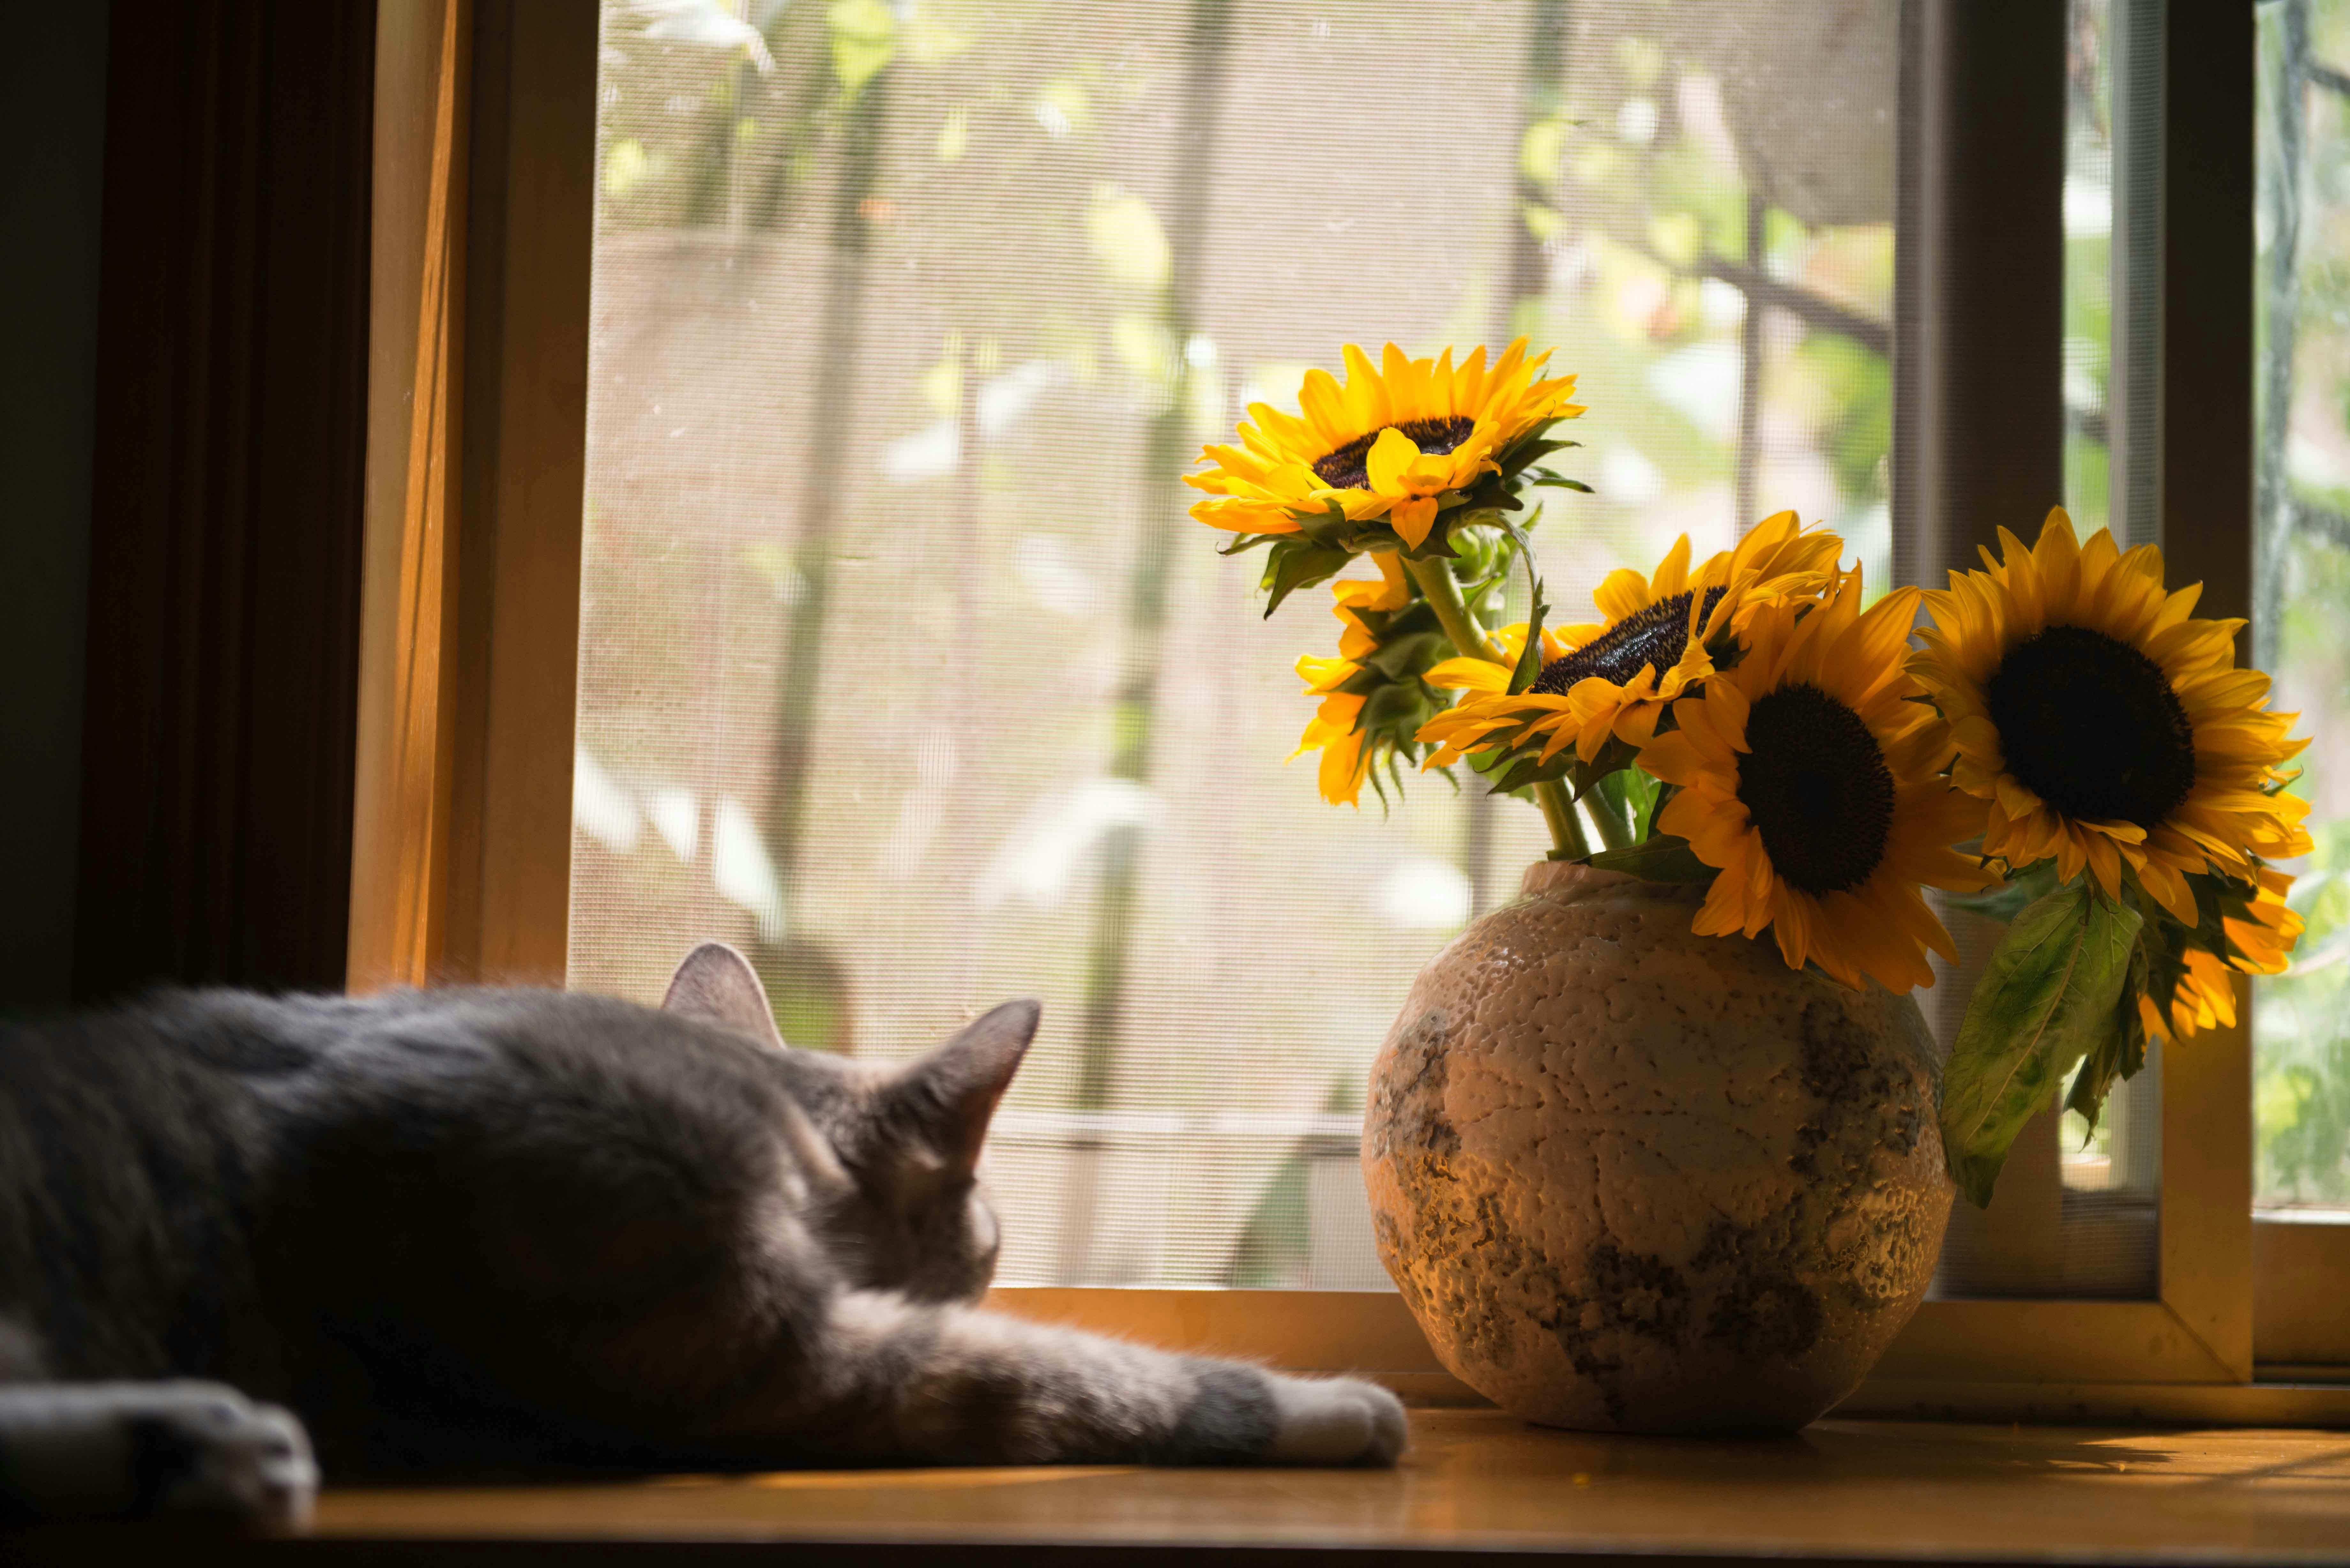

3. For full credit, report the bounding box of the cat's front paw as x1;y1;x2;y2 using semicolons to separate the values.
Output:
145;1385;317;1527
0;1382;318;1525
1263;1373;1409;1466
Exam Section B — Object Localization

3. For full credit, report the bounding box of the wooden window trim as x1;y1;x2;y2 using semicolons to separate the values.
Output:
2255;1217;2350;1371
350;0;589;992
353;0;2346;1414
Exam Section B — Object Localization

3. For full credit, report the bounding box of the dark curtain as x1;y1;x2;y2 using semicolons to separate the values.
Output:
73;2;376;1000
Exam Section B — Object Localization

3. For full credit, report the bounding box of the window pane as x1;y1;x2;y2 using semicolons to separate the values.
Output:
1929;0;2161;1299
2255;0;2350;1211
2061;0;2163;1263
573;1;1895;1285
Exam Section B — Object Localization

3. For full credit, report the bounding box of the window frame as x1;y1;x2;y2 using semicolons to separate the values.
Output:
352;0;587;993
355;0;2349;1413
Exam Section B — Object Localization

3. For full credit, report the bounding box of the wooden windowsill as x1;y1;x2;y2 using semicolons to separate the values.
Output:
20;1408;2347;1564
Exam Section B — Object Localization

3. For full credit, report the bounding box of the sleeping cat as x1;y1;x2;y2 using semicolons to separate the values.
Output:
0;944;1406;1523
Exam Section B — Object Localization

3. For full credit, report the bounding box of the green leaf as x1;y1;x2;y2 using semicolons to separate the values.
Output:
1259;541;1350;617
830;0;898;93
1940;883;2145;1208
1383;597;1443;639
1585;834;1717;884
1479;512;1550;698
1507;592;1550;696
1492;420;1573;471
1497;437;1574;474
1358;680;1433;731
1562;738;1641;803
1457;474;1506;506
1281;497;1356;548
2179;866;2268;968
1215;532;1280;557
1941;860;2056;923
1590;764;1663;842
1363;629;1448;681
2140;913;2194;1037
1487;751;1574;794
2065;937;2152;1132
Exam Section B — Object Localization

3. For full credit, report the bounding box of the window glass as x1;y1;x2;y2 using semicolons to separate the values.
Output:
574;0;1895;1284
2255;0;2350;1211
2064;0;2114;547
2063;0;2164;1233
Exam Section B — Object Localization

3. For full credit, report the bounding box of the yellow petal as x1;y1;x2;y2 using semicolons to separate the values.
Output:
1365;426;1422;494
1341;343;1386;431
2033;508;2083;614
1651;533;1694;599
2138;857;2199;925
1425;657;1512;692
1390;494;1439;549
1593;568;1655;624
1298;367;1351;449
1640;731;1705;786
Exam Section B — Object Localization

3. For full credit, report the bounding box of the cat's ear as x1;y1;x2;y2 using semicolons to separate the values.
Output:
891;999;1039;1177
661;941;785;1050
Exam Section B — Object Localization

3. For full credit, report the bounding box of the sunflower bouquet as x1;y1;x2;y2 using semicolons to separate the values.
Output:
1191;341;2311;1209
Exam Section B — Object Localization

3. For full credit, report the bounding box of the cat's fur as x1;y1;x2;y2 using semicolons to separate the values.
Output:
0;945;1405;1523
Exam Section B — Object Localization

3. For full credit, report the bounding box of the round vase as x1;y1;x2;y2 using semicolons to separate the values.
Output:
1361;860;1951;1434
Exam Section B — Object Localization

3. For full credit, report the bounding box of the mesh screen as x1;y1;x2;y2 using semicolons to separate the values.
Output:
571;0;1913;1287
2253;0;2350;1212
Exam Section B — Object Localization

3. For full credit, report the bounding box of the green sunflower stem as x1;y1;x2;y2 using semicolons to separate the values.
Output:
1536;780;1589;858
1586;791;1635;850
1403;551;1505;664
1405;553;1588;858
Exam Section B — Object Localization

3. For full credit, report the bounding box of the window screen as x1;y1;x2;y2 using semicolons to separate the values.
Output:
571;0;1902;1286
2254;0;2350;1212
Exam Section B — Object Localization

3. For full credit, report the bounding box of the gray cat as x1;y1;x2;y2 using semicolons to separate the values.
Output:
0;944;1405;1523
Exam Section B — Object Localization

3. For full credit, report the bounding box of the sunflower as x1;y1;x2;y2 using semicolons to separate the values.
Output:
1185;339;1583;548
1288;553;1419;807
1636;568;1994;992
1332;551;1409;659
1413;620;1572;768
2147;947;2249;1041
1909;508;2312;927
1416;511;1842;772
1292;653;1378;807
2140;865;2304;1041
2225;864;2307;975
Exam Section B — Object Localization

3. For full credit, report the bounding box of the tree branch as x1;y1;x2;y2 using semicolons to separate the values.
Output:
2286;489;2350;553
1588;208;1893;358
1690;254;1891;358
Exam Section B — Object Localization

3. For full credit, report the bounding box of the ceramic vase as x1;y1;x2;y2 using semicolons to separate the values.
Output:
1361;860;1950;1433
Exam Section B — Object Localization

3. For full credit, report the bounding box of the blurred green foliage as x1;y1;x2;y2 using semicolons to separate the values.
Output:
2255;0;2350;1206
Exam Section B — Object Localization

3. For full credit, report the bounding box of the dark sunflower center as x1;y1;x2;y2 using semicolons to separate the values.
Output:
1530;586;1727;694
1735;682;1895;896
1982;623;2197;828
1310;416;1476;491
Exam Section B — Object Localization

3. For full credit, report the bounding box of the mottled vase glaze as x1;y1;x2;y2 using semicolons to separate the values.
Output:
1362;861;1951;1434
